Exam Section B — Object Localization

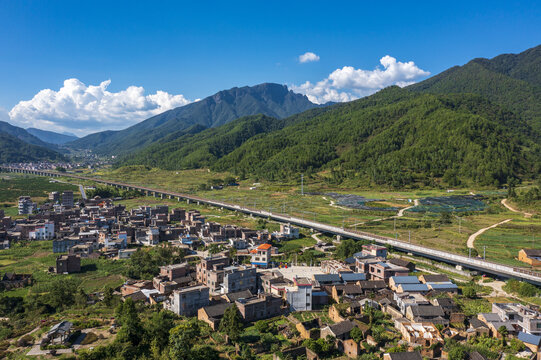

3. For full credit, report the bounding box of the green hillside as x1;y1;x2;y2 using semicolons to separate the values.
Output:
26;127;78;145
210;88;540;187
0;132;66;163
0;121;52;148
409;45;541;131
118;106;332;170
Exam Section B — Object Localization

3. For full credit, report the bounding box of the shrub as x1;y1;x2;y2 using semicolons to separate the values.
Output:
17;334;34;347
81;332;99;345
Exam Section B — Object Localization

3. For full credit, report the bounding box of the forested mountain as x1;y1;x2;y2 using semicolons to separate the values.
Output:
26;128;78;145
69;83;321;155
118;106;332;170
0;121;52;148
210;88;540;187
409;44;541;131
0;132;66;163
117;86;540;187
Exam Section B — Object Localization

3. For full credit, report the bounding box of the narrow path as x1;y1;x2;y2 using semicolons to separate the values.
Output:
501;198;532;218
311;233;323;243
350;199;418;227
467;219;512;249
395;199;419;217
79;184;87;200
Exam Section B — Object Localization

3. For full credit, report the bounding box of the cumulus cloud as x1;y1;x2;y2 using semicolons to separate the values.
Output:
9;78;191;136
298;52;320;63
292;55;429;104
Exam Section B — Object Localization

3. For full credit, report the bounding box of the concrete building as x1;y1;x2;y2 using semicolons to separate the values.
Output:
55;254;81;274
518;249;541;267
222;265;257;294
49;191;60;203
196;256;230;290
18;196;36;215
29;222;54;240
394;292;430;314
61;191;74;207
166;285;209;317
235;293;282;322
251;243;272;268
492;303;541;335
286;277;313;311
279;223;300;239
361;244;387;258
369;262;409;282
160;263;190;281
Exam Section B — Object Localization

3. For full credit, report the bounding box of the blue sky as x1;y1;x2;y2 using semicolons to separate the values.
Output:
0;0;540;135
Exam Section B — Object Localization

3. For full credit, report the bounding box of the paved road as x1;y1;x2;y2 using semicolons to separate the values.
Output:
79;184;87;200
467;219;512;249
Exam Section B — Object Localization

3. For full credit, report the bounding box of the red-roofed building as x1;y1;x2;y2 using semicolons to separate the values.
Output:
251;243;272;268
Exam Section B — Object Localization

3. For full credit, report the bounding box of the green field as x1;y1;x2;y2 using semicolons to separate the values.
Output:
476;218;541;267
8;168;541;268
0;172;80;217
0;241;126;296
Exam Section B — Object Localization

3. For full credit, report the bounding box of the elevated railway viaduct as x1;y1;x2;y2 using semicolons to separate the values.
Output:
3;166;541;286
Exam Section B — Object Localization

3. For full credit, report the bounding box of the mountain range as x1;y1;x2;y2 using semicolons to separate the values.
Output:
118;44;541;187
2;44;541;187
0;131;66;163
68;83;323;155
26;128;78;145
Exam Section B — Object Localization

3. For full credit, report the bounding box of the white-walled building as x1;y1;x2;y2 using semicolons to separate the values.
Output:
29;222;55;240
286;276;313;311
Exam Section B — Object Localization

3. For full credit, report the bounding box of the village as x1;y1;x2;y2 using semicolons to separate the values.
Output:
0;188;541;360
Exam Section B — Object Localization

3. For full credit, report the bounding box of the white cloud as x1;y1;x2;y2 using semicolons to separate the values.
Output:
298;52;320;63
8;78;191;136
292;55;430;104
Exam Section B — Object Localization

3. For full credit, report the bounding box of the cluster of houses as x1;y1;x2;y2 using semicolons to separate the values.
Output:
118;241;541;359
1;191;299;266
4;189;541;359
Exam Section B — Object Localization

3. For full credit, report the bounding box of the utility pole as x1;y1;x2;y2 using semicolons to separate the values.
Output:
483;246;486;260
468;248;471;258
408;231;411;244
459;216;462;234
301;174;304;196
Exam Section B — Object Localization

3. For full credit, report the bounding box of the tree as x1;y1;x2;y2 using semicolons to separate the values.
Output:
145;310;175;353
169;319;201;360
191;345;220;360
75;287;87;308
498;325;509;347
335;239;364;259
103;286;114;306
448;346;466;360
254;320;268;334
115;298;144;346
462;286;477;299
237;343;256;360
219;304;243;341
45;278;78;310
350;326;364;343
